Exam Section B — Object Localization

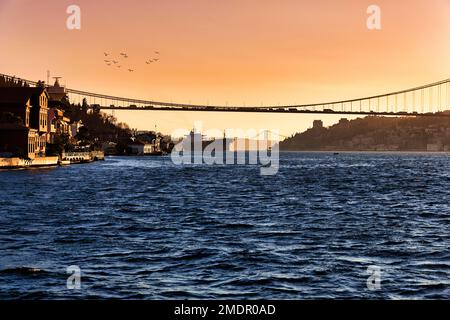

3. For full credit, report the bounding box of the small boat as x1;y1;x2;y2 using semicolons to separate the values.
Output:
58;160;71;166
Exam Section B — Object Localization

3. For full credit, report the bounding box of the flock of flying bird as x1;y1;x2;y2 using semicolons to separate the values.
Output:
102;51;161;72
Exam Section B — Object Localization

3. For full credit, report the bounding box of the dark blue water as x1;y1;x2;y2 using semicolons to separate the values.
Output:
0;152;449;299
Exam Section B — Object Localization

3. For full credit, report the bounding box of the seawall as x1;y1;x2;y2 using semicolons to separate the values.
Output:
0;156;59;169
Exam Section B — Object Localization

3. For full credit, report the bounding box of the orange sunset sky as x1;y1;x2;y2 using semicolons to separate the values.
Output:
0;0;449;137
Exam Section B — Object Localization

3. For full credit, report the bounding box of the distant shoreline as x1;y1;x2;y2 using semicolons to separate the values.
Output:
105;150;450;155
279;150;450;154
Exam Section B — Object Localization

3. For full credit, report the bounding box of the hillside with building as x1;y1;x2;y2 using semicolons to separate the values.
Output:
0;75;173;168
0;79;104;167
280;115;450;152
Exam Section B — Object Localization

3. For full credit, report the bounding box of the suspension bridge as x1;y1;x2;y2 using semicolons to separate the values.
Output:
1;73;449;117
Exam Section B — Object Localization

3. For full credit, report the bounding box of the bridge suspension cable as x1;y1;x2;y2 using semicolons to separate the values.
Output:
64;78;450;110
1;72;449;116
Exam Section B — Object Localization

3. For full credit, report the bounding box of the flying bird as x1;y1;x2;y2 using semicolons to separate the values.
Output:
155;51;160;54
120;53;128;58
128;69;134;72
104;52;109;56
104;60;110;63
112;60;118;64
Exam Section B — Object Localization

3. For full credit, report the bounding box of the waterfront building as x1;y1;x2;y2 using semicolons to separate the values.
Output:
47;108;62;142
47;77;84;141
57;115;71;136
47;107;73;139
0;87;50;158
132;131;163;154
427;143;442;152
70;120;83;138
128;140;155;155
0;123;38;159
102;141;118;155
0;89;32;127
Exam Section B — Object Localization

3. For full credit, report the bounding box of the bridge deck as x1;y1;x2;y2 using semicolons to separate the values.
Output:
1;72;449;116
96;105;450;117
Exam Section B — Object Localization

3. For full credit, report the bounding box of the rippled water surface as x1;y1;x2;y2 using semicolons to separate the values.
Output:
0;153;449;299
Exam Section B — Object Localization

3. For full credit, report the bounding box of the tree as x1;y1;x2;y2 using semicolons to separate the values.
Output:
75;126;90;145
81;98;89;113
52;133;71;155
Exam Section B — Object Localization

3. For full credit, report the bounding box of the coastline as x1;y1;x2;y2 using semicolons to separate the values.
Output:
279;150;450;154
0;156;59;169
0;151;105;170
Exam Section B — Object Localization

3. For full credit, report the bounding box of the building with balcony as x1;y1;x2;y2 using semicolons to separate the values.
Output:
0;87;50;158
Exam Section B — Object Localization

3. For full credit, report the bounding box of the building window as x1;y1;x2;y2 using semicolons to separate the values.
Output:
39;113;46;128
28;137;35;154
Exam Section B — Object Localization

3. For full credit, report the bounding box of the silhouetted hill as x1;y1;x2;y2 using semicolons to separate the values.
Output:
280;114;450;152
